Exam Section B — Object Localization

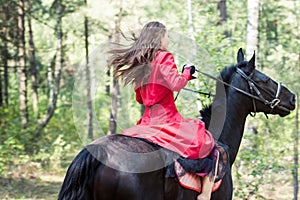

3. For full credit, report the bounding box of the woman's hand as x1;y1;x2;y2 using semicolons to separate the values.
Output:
182;64;196;75
182;64;196;80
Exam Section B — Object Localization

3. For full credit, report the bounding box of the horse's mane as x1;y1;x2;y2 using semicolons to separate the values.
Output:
219;65;236;84
200;105;211;130
200;65;236;129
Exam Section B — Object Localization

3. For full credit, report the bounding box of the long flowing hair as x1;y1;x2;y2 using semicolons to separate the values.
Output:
108;21;166;86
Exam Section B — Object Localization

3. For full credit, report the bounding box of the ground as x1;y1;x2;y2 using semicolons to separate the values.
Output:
0;170;64;200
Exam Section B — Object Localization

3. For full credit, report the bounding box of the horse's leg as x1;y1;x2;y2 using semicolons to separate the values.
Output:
93;165;165;200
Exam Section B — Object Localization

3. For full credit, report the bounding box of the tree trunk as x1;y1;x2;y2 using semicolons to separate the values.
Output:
38;0;63;131
187;0;195;40
84;0;93;140
186;0;197;57
18;0;28;125
294;94;299;200
108;29;120;135
4;37;9;106
3;2;12;107
218;0;227;24
106;68;110;95
108;2;122;135
108;78;118;135
294;53;300;200
0;64;2;107
1;2;7;107
246;0;260;63
217;0;229;37
293;1;299;198
26;0;39;116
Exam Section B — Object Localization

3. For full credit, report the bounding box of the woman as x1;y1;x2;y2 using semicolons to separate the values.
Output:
108;21;217;200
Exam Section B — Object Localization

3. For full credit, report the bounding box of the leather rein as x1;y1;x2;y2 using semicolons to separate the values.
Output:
177;67;282;117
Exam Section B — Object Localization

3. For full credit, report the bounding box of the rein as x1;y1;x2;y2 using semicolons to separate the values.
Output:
176;67;282;117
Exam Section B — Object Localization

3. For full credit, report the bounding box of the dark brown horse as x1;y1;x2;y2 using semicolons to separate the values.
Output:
58;49;295;200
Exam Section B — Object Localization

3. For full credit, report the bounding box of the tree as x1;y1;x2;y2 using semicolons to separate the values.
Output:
217;0;229;37
0;65;2;106
293;3;300;199
108;0;123;135
38;0;63;132
187;0;195;40
84;0;93;139
26;0;39;116
294;94;299;200
246;0;260;62
0;1;19;107
3;10;9;107
18;0;28;125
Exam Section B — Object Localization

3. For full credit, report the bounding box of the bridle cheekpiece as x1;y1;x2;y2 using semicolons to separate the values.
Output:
235;67;282;117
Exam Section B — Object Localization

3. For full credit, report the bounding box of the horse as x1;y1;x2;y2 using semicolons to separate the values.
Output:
58;48;296;200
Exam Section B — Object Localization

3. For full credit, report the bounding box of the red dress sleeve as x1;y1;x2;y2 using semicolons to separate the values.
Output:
158;52;191;91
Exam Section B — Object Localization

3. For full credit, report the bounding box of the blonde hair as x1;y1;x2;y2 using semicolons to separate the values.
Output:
108;21;166;85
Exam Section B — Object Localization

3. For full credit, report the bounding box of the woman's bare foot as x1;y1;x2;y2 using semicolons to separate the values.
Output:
197;193;211;200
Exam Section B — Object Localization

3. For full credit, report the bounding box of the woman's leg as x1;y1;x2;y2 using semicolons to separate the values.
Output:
197;173;214;200
197;151;219;200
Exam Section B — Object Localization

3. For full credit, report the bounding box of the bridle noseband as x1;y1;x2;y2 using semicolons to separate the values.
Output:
235;68;281;116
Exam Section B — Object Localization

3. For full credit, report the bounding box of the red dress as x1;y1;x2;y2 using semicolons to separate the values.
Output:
122;51;214;159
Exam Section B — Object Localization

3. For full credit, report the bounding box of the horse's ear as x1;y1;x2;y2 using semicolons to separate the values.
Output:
237;48;244;63
246;52;255;70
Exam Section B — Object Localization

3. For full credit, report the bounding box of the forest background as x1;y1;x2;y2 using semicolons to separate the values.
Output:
0;0;299;199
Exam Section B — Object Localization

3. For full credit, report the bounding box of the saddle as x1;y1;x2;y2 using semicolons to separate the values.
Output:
171;144;229;193
135;137;229;193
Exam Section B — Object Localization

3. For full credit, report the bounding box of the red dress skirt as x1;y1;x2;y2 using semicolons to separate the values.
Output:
122;51;214;159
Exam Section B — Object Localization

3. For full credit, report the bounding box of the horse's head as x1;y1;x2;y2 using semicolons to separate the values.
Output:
231;48;296;117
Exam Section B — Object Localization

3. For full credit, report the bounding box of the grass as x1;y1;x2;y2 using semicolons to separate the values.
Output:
0;168;65;200
0;143;79;200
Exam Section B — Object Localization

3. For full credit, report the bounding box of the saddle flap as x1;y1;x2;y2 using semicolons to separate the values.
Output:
174;160;223;193
174;160;201;193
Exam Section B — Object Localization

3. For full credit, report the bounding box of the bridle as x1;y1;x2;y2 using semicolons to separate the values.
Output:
178;67;282;117
235;67;281;117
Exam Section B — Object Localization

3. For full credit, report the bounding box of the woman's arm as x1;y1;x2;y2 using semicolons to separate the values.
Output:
158;52;192;91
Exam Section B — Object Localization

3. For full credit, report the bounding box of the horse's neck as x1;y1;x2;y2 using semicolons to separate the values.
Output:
217;94;249;166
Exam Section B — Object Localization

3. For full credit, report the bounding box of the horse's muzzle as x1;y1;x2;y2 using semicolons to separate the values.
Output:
290;94;296;108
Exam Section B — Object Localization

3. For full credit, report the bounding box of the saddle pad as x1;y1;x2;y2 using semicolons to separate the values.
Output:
174;160;222;193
